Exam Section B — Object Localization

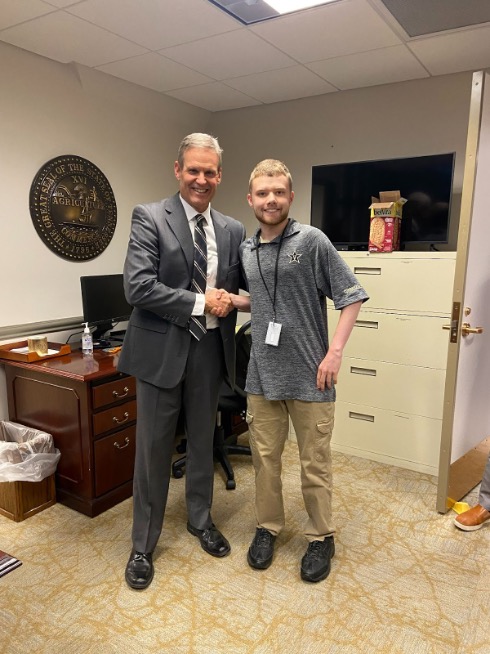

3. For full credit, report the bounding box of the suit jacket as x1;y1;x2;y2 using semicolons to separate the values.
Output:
118;193;246;389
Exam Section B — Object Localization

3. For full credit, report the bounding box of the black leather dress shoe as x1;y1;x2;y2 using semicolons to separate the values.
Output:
187;522;231;557
125;550;154;590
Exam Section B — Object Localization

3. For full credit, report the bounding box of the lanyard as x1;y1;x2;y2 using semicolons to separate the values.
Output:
255;219;289;322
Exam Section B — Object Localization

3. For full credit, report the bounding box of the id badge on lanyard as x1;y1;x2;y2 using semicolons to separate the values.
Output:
265;321;282;346
256;220;289;347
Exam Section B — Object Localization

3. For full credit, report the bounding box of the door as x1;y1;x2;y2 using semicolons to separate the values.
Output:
437;71;490;513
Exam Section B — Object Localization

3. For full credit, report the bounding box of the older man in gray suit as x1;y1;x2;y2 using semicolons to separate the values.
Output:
119;133;246;590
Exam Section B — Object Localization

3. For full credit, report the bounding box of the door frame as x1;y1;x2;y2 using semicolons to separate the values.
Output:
437;71;490;513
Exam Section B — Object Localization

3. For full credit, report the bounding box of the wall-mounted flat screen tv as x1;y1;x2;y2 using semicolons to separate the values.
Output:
310;153;455;250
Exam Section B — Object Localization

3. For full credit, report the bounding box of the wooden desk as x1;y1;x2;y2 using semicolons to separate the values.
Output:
3;350;136;517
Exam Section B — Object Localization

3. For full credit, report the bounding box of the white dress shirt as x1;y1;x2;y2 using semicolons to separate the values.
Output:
180;195;219;329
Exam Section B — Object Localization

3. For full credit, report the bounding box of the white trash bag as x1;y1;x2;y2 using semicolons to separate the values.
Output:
0;421;61;483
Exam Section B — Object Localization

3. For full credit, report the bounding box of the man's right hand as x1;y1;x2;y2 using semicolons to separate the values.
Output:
205;288;232;317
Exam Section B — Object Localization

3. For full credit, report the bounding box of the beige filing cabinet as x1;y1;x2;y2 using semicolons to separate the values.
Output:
327;251;456;474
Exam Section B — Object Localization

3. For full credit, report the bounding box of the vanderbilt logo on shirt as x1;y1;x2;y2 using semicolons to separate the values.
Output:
288;251;302;264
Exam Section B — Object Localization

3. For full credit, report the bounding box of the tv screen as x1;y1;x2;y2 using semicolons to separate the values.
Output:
80;274;132;342
310;153;455;250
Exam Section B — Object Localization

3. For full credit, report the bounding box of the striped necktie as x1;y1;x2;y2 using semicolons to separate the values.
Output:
189;214;208;340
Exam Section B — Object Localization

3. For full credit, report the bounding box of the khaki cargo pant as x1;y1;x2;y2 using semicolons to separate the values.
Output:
246;394;335;542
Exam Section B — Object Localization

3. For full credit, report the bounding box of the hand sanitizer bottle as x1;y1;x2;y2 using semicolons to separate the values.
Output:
82;322;93;355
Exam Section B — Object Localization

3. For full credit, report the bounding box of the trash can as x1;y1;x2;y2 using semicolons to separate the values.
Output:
0;421;60;522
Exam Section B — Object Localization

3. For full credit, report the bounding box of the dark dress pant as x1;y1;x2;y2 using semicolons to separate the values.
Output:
131;330;224;554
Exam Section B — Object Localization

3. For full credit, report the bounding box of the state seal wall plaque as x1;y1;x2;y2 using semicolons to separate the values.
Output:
29;155;117;261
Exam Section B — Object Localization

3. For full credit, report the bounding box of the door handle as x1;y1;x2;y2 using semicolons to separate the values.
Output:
443;322;483;337
461;322;483;337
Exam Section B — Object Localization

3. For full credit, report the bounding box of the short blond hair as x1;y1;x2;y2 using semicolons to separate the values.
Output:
248;159;293;192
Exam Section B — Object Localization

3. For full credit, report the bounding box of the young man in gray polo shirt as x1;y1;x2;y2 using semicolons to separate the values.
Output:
230;159;368;582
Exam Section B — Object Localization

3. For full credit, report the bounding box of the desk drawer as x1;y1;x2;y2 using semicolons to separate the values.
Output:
92;376;136;410
93;399;137;437
94;425;136;496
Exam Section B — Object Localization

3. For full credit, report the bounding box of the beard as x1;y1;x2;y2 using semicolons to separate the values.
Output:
254;206;289;227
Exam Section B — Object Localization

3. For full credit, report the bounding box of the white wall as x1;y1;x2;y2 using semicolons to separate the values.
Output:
209;73;473;246
0;41;209;329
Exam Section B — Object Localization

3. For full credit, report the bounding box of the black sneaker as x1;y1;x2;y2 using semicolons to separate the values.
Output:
247;527;276;569
300;536;335;583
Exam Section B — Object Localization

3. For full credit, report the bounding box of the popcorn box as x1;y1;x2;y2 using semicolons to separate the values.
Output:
369;190;406;253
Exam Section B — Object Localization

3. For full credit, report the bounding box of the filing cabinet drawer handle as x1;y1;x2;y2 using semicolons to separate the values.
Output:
349;411;375;422
114;437;130;450
113;386;129;399
355;320;379;329
353;267;381;276
350;366;377;376
113;412;129;425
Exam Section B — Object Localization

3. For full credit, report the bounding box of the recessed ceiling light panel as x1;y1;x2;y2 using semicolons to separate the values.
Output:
265;0;338;14
208;0;339;25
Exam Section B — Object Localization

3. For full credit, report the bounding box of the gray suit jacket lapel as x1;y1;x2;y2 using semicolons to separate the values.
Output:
212;210;230;289
165;194;194;275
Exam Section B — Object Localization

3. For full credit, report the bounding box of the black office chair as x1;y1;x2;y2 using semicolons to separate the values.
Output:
172;320;252;489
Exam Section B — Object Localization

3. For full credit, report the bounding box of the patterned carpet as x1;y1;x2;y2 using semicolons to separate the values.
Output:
0;438;489;654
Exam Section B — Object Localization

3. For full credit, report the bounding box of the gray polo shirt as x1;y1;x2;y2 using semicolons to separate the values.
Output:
240;219;369;402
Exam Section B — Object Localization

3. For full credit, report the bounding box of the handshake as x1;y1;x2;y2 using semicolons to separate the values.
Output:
205;288;235;318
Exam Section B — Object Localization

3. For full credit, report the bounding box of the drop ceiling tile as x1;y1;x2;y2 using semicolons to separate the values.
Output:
166;82;262;112
250;0;401;63
307;45;429;90
225;65;336;103
379;0;490;38
408;26;490;75
1;0;490;112
67;0;240;51
160;29;295;80
0;11;147;66
43;0;83;7
0;0;54;30
97;52;213;92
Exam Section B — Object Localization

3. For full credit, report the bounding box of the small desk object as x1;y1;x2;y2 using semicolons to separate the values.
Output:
3;350;136;517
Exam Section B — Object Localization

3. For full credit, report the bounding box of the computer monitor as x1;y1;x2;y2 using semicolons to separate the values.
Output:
80;274;133;345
